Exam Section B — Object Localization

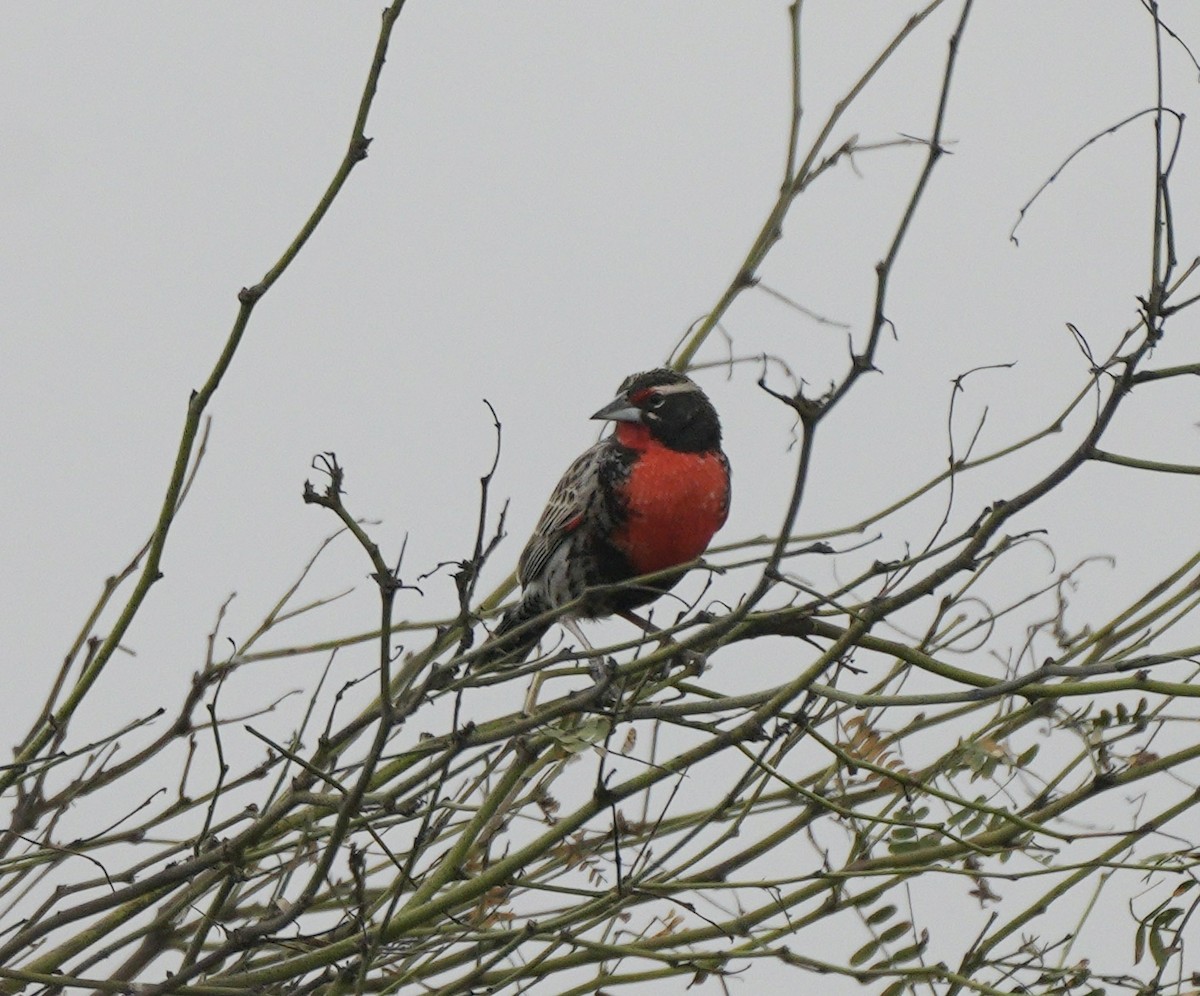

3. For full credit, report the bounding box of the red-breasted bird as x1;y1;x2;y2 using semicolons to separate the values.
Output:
486;368;730;662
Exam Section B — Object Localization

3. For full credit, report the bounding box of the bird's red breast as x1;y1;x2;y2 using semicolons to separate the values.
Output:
611;422;729;576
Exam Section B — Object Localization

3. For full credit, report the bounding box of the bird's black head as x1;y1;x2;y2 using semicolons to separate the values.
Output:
591;368;722;453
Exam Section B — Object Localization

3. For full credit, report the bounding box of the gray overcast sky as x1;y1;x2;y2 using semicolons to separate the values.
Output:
4;3;1200;990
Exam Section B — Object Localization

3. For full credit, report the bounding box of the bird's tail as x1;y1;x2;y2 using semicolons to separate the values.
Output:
476;597;552;667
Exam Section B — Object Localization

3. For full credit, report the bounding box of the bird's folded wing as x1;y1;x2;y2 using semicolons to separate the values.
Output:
517;441;606;587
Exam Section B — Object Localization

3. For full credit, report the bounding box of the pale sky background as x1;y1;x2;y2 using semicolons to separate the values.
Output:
5;2;1200;991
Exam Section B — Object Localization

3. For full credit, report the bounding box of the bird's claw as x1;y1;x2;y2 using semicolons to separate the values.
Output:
588;654;618;684
673;647;708;677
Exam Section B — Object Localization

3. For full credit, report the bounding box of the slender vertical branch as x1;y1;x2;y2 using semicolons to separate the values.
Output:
2;1;413;798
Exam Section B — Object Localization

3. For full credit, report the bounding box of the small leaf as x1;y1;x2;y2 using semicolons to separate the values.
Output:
849;938;879;966
1155;906;1184;929
544;718;611;754
878;921;911;944
1149;923;1167;968
866;904;897;926
886;929;929;965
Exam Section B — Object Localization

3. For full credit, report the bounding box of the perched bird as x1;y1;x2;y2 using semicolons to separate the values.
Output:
486;368;730;663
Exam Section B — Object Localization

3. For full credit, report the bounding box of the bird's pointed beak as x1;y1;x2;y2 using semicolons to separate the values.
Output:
591;393;642;424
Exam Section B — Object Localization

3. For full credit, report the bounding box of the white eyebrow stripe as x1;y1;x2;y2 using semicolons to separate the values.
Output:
649;381;699;396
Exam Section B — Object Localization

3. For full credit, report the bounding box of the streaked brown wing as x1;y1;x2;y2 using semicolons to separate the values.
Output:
517;441;606;588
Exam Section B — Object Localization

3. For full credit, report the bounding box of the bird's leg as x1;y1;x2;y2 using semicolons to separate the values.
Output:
562;617;594;654
563;617;617;686
617;610;706;676
522;618;611;715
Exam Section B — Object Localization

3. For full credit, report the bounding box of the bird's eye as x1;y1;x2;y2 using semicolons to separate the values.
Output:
647;394;666;411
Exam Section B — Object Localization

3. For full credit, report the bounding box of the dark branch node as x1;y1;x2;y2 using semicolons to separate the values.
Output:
303;452;346;508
